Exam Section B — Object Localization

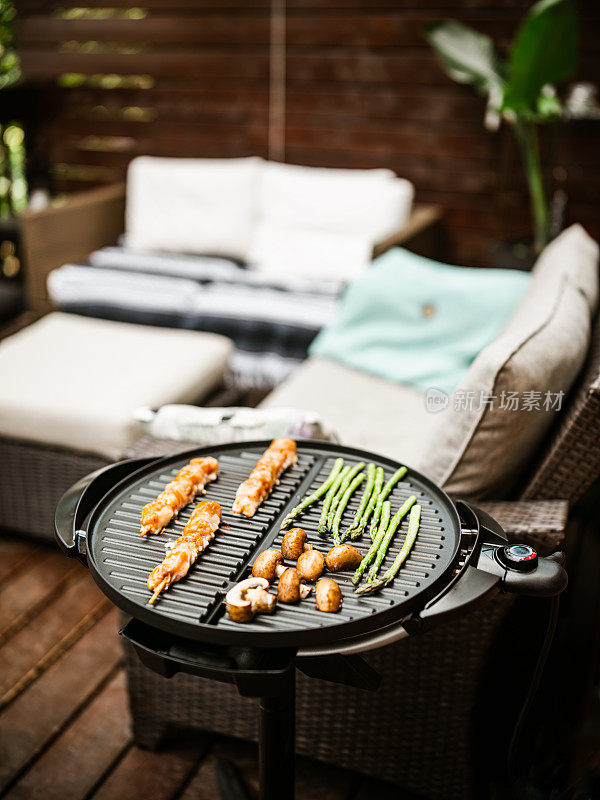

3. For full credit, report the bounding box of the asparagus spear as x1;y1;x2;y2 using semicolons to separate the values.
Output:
351;465;384;540
280;457;343;530
343;462;376;540
352;500;391;584
355;504;421;595
332;471;365;545
327;462;365;530
318;464;349;533
369;466;408;540
366;494;417;582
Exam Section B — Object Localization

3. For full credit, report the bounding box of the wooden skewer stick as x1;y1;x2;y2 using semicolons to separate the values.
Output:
148;577;170;605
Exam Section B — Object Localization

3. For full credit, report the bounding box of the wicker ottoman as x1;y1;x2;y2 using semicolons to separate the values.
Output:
0;313;232;540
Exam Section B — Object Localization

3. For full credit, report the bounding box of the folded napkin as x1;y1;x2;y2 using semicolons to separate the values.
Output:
135;404;338;444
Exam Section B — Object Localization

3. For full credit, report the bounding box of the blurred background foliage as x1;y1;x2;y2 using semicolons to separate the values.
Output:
0;0;27;220
0;0;19;89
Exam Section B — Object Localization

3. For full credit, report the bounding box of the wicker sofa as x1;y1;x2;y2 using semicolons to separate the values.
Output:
119;312;600;800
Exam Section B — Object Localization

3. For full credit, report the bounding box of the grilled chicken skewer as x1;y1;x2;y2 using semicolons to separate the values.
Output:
232;439;297;517
147;500;222;604
140;456;219;536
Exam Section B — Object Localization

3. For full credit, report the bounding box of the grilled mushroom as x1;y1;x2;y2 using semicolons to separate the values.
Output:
281;528;311;560
296;548;325;582
315;578;342;612
252;549;286;582
277;567;312;603
225;577;277;622
326;544;362;572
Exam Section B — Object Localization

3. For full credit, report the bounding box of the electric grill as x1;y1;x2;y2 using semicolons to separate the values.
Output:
55;440;567;800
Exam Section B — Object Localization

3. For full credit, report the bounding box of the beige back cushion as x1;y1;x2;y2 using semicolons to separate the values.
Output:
415;224;599;499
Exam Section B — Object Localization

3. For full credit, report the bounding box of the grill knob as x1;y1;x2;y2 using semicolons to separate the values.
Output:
496;544;538;572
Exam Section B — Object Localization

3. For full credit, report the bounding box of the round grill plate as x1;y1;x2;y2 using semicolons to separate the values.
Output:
86;440;461;648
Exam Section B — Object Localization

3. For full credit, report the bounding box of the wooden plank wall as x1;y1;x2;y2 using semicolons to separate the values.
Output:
12;0;600;266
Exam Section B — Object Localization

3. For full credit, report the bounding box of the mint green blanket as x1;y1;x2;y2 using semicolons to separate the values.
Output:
309;248;531;395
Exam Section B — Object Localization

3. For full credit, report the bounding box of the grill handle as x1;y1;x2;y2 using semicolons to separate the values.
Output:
54;457;154;564
424;500;567;606
463;501;568;598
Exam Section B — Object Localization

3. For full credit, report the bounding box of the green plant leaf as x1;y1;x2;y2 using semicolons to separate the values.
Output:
424;20;505;98
503;0;577;114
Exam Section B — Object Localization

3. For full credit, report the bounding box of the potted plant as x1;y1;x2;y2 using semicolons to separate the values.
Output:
424;0;578;262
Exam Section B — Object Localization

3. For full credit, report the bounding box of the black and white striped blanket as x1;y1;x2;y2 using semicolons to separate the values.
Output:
48;247;342;388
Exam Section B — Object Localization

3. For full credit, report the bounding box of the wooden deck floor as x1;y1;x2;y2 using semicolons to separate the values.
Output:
0;532;417;800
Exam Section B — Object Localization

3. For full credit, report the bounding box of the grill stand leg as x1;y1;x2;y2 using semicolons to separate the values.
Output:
122;623;377;800
258;666;296;800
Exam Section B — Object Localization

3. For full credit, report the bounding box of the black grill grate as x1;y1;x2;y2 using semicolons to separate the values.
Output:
86;441;461;648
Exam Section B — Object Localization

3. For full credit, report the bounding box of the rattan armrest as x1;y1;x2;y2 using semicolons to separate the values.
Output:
477;499;569;555
20;183;126;314
372;203;444;260
0;310;42;341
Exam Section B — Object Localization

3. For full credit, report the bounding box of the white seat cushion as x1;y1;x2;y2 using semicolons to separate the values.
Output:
261;356;434;466
0;313;233;459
